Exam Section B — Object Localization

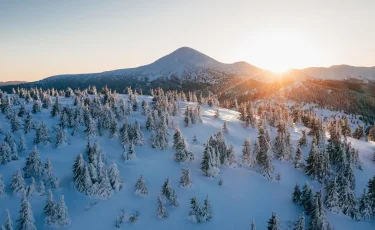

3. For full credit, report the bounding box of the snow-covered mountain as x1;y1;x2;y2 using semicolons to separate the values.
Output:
290;65;375;82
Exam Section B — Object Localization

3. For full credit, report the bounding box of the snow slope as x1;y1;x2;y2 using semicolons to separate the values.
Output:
0;95;375;229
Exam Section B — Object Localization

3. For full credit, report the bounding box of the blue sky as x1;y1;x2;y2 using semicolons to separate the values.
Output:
0;0;374;81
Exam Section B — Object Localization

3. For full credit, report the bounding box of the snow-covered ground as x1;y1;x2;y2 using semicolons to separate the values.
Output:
0;95;375;229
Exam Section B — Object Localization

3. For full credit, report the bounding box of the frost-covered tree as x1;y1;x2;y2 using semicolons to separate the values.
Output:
0;142;12;164
179;168;192;188
108;162;123;192
168;189;179;207
72;153;86;192
201;141;220;177
173;127;194;164
18;134;27;152
134;174;148;196
109;119;118;139
43;157;60;189
251;219;256;230
34;122;51;145
293;213;305;230
161;178;172;199
241;138;252;166
133;121;145;146
292;183;302;204
310;191;331;230
44;189;57;225
222;120;229;134
55;125;68;147
23;113;32;134
84;115;97;137
38;181;45;195
294;146;303;168
26;177;36;199
157;196;168;219
16;193;36;230
23;146;43;179
305;139;319;180
4;209;13;230
96;170;112;198
267;212;281;230
324;177;339;213
11;170;26;193
299;130;308;147
56;195;71;227
127;143;137;160
0;174;5;197
189;197;201;223
224;145;237;167
301;183;313;214
201;195;212;221
358;189;371;220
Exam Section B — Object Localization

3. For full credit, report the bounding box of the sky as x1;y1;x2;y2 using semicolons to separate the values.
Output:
0;0;374;81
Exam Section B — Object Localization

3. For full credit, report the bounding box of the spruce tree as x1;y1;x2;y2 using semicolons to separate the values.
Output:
293;213;305;230
43;157;60;189
301;183;313;214
55;125;67;147
173;127;194;164
358;189;371;220
11;170;26;193
34;122;51;145
127;143;136;160
242;138;252;166
96;170;112;198
157;196;168;219
23;146;43;179
324;177;339;213
251;219;256;230
305;139;319;180
292;183;302;204
189;197;201;223
0;142;12;164
134;174;148;196
108;162;123;192
44;189;57;225
294;146;303;168
56;195;71;227
224;145;237;167
4;209;13;230
72;153;86;192
0;174;5;197
18;134;27;152
16;193;36;230
267;212;281;230
201;195;212;221
222;120;229;134
179;168;192;188
298;130;307;147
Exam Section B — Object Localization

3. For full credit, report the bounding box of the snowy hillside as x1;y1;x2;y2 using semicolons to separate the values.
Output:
0;89;375;230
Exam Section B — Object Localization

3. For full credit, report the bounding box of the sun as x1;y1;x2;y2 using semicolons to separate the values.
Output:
238;29;318;73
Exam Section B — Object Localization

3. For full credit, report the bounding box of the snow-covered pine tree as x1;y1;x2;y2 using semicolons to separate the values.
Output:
134;174;148;196
309;191;331;230
34;122;51;145
294;146;303;168
16;193;36;230
26;177;36;199
161;178;172;200
4;209;13;230
96;170;113;198
18;134;27;152
127;143;136;160
358;189;371;220
324;177;340;213
222;120;229;134
292;183;302;204
157;196;168;219
299;130;307;147
179;168;192;188
23;113;32;134
173;127;194;164
156;114;169;150
224;145;237;167
23;146;43;179
241;138;251;166
72;153;86;192
192;135;198;144
133;121;145;146
168;189;179;207
189;197;201;223
109;119;118;139
301;183;313;214
293;213;305;230
84;115;97;137
44;189;57;225
305;139;319;180
200;141;220;177
0;174;5;197
0;142;12;164
108;162;123;192
267;212;281;230
145;111;155;131
201;195;212;221
43;157;60;189
11;170;26;193
55;125;68;147
56;195;71;227
184;106;192;127
250;219;256;230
